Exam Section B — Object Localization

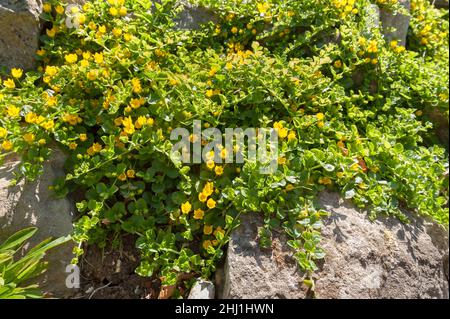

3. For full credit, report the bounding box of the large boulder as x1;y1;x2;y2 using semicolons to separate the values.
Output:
220;191;448;299
0;148;76;298
379;0;410;45
0;0;42;71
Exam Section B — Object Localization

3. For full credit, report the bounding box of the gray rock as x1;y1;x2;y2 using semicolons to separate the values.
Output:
222;214;309;299
221;191;449;299
0;148;76;298
174;0;218;30
380;0;410;45
0;0;42;71
315;191;448;299
431;0;449;8
188;279;215;299
365;4;380;30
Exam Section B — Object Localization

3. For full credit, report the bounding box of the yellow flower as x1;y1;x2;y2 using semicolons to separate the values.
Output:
206;160;215;170
45;65;58;76
214;165;224;176
257;2;271;14
3;79;15;89
69;142;78;150
92;142;102;152
38;139;46;145
273;121;283;130
43;3;52;13
126;169;135;178
77;14;86;24
122;116;135;135
65;53;78;64
0;127;7;138
124;33;133;41
130;98;144;109
193;209;205;220
316;113;325;120
371;58;378;65
55;5;64;15
45;96;57;107
317;121;325;128
23;133;35;144
94;52;104;64
198;192;208;202
87;69;98;81
109;7;118;16
278;127;288;139
131;78;142;93
278;157;287;165
287;131;296;141
395;46;405;54
36;49;46;56
206;89;214;98
98;25;107;34
87;21;97;31
7;105;20;117
220;148;228;159
202;240;213;250
181;201;192;214
285;184;295;191
79;133;87;141
82;52;91;60
112;28;122;37
318;176;332;185
118;173;127;181
203;182;214;196
42;120;55;130
203;225;213;235
1;140;13;151
11;68;23;79
134;116;147;129
390;40;398;49
367;40;378;53
206;198;216;209
231;26;238;34
119;6;128;16
46;27;57;38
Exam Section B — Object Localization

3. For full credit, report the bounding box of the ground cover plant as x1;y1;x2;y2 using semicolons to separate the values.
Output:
0;0;448;297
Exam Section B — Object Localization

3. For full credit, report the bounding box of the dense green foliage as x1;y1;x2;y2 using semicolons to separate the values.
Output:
0;0;448;294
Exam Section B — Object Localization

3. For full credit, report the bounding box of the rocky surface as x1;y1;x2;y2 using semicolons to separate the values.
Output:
0;148;75;298
220;191;449;299
379;0;410;45
0;0;42;70
174;0;218;30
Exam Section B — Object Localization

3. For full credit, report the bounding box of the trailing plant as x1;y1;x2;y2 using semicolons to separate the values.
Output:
0;0;448;295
